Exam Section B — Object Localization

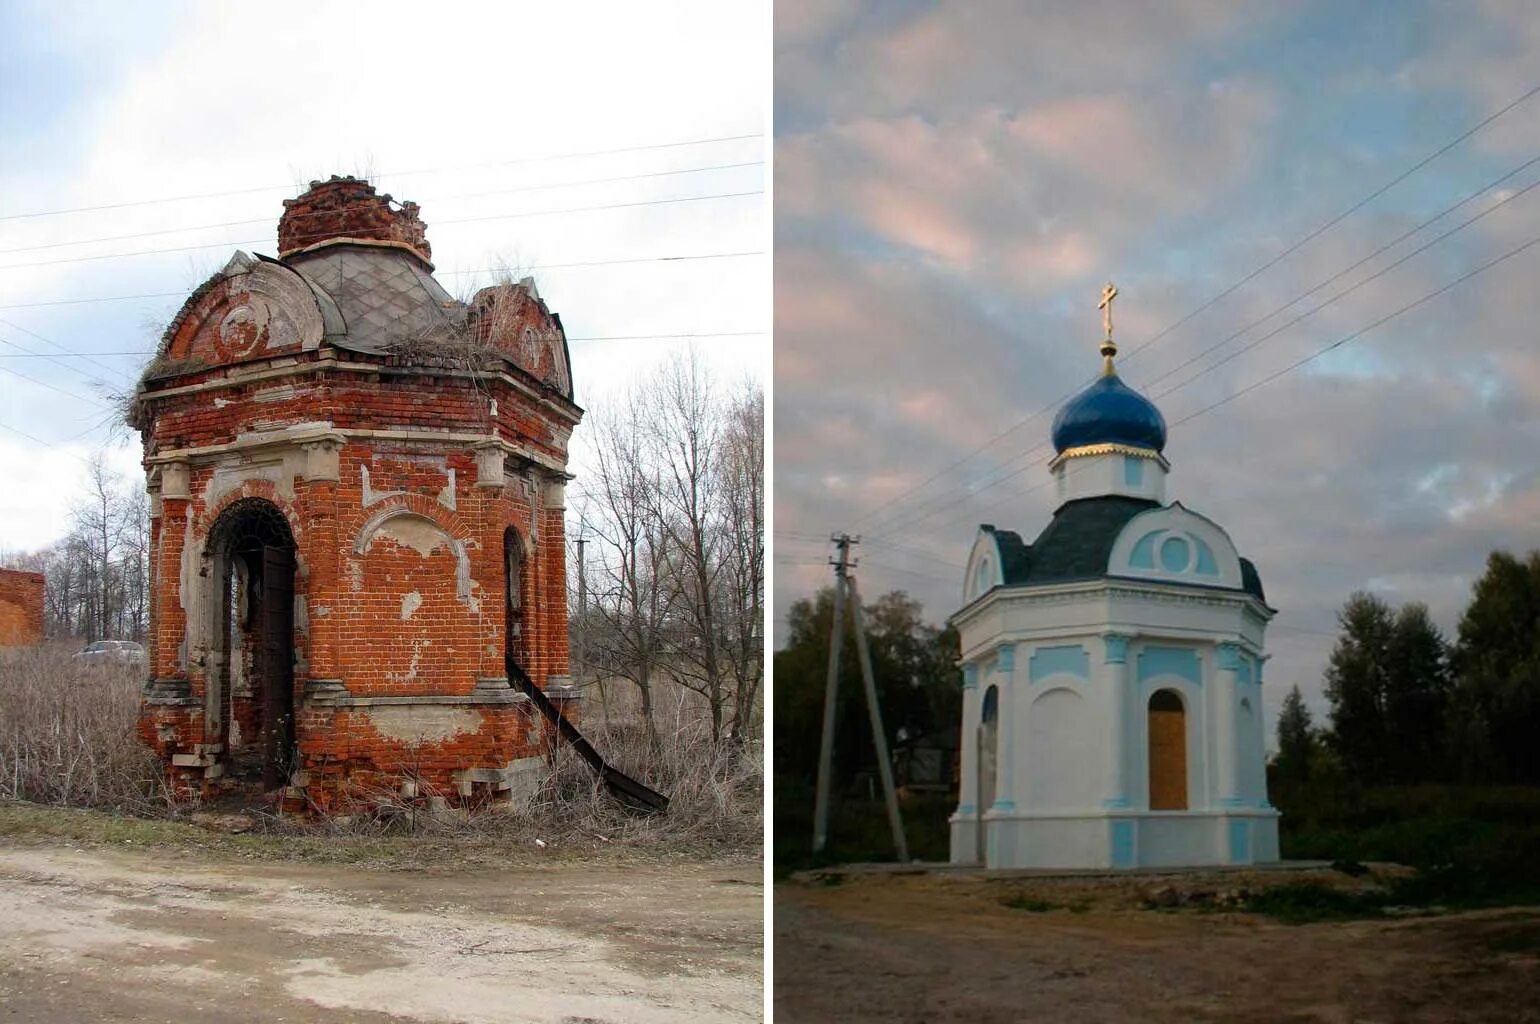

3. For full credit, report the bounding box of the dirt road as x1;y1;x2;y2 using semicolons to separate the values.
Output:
0;844;762;1023
775;871;1540;1023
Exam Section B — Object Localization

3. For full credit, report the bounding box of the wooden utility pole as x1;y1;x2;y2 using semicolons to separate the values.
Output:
812;533;908;860
848;573;909;862
811;534;850;855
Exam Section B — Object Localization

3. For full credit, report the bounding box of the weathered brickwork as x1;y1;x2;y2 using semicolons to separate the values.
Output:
132;178;580;809
0;568;45;646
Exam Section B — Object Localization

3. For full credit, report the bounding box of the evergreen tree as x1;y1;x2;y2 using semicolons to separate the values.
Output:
1384;602;1451;782
1450;550;1540;784
1323;591;1395;781
772;586;960;788
1275;684;1316;789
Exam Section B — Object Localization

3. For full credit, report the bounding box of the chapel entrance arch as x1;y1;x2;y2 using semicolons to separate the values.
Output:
1147;688;1187;810
206;498;296;790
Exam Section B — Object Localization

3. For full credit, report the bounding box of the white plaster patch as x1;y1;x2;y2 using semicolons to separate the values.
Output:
400;591;422;620
370;516;451;557
366;704;478;744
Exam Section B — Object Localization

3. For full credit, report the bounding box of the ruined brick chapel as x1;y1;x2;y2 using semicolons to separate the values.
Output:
130;176;649;811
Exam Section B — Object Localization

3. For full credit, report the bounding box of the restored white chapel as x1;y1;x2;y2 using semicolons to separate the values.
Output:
950;283;1280;870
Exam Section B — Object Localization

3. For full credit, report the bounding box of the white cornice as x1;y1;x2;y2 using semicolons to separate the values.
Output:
951;576;1273;633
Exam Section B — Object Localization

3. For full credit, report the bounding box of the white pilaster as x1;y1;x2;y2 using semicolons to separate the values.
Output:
1215;642;1243;807
1102;633;1133;808
957;662;981;816
991;643;1017;811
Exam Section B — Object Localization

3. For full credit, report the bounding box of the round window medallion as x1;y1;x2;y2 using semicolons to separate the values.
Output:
1159;535;1191;573
218;303;267;356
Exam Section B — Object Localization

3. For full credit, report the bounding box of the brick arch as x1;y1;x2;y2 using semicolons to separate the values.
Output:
350;492;472;553
197;480;303;548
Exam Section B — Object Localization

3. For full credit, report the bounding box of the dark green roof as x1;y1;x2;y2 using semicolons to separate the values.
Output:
982;496;1267;602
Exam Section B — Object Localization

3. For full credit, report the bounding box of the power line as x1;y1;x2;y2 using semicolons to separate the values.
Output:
874;225;1540;542
0;421;92;464
0;189;765;273
0;161;765;257
0;317;129;381
0;329;766;362
849;82;1540;536
0;131;763;223
1166;230;1540;430
0;249;765;312
864;158;1540;540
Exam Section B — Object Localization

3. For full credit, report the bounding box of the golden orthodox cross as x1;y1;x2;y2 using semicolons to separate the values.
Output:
1098;280;1118;342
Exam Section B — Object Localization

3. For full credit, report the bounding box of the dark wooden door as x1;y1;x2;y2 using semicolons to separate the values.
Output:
260;545;295;790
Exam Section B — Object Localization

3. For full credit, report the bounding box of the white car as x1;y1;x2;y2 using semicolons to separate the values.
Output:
73;640;146;666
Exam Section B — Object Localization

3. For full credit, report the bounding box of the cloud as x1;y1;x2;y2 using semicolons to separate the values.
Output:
0;1;766;556
774;0;1540;738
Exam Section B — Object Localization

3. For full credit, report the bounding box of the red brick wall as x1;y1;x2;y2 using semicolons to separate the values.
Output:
278;176;431;261
136;181;581;809
0;568;44;646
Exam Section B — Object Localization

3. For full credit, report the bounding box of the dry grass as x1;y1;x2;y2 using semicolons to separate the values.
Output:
0;644;761;859
0;644;167;811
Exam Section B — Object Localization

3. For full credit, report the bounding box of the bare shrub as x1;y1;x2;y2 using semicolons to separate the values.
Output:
0;644;166;810
527;693;764;853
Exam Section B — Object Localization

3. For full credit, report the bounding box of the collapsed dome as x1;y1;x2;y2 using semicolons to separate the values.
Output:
1050;373;1167;454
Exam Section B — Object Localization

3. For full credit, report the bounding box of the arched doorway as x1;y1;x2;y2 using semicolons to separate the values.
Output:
207;499;296;790
979;684;999;811
1147;689;1187;810
503;527;530;672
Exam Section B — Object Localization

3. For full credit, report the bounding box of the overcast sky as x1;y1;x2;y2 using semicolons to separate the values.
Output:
0;0;767;554
773;0;1540;732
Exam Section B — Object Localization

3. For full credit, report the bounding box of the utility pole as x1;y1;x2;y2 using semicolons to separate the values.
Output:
812;533;909;861
811;533;851;855
848;573;909;862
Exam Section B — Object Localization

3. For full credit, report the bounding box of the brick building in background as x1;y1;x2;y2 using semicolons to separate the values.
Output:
131;177;583;809
0;568;45;646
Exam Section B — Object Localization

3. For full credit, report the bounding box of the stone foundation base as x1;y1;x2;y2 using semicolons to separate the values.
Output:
949;807;1281;869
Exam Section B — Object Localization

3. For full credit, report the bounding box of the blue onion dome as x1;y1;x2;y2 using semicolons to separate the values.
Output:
1051;371;1167;454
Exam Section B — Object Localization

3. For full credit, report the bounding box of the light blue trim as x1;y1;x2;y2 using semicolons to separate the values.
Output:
1216;642;1244;672
1159;535;1190;572
957;803;975;815
1129;530;1159;569
991;800;1016;812
1029;644;1089;683
1123;456;1144;488
1228;820;1250;864
995;642;1016;673
1103;633;1132;664
962;663;979;689
1194;538;1218;575
1137;646;1200;686
1111;821;1135;868
1219;796;1247;808
1237;656;1254;687
1101;797;1131;809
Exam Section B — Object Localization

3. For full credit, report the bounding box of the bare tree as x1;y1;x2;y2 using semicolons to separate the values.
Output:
645;350;729;742
583;391;675;746
719;382;764;749
10;451;148;643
